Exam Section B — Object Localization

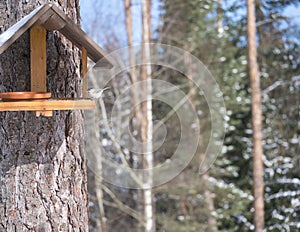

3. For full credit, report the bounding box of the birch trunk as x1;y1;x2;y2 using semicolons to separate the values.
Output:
0;1;88;231
246;0;265;231
141;0;154;231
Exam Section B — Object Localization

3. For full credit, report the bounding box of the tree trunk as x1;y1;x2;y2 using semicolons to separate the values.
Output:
124;0;142;162
217;0;223;32
202;173;218;232
184;53;217;232
141;0;154;231
246;0;265;231
124;1;145;229
0;1;88;231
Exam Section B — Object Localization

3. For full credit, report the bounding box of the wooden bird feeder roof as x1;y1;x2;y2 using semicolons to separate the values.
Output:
0;4;112;117
0;3;110;64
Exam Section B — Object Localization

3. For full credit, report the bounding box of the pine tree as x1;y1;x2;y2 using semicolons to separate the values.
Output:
0;1;88;231
157;0;254;231
254;1;300;230
247;0;265;230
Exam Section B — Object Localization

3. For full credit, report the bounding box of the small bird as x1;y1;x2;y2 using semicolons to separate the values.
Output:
88;87;110;99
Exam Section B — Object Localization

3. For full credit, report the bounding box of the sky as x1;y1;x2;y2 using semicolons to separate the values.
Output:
284;4;300;25
80;0;161;48
80;0;300;49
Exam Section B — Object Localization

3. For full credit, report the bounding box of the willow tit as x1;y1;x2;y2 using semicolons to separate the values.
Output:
88;87;110;99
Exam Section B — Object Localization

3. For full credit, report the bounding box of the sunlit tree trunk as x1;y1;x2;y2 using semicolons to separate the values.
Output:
202;173;218;232
0;0;88;231
217;0;223;32
246;0;265;231
92;117;106;232
124;0;143;145
124;0;139;88
124;0;144;229
141;0;155;231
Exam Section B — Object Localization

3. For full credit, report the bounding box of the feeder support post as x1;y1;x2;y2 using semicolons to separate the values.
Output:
30;25;52;116
82;47;88;98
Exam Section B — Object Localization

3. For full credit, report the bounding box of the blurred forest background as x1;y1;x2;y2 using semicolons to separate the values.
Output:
80;0;300;231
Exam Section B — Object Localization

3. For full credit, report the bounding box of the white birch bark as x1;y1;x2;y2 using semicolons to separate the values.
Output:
141;0;154;231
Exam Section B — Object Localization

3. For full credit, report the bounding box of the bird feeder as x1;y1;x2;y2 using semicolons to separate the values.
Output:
0;4;111;117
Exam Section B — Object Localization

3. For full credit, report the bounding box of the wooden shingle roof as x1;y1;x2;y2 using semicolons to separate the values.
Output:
0;4;110;65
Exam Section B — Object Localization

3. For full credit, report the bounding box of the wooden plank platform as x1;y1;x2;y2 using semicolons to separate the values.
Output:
0;99;96;112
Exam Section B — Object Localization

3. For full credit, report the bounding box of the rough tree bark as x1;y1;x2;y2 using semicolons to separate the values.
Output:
246;0;265;231
0;0;88;231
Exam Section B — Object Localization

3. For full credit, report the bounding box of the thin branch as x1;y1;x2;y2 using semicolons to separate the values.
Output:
152;81;198;134
102;185;143;222
99;97;144;187
262;75;300;94
88;70;143;187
